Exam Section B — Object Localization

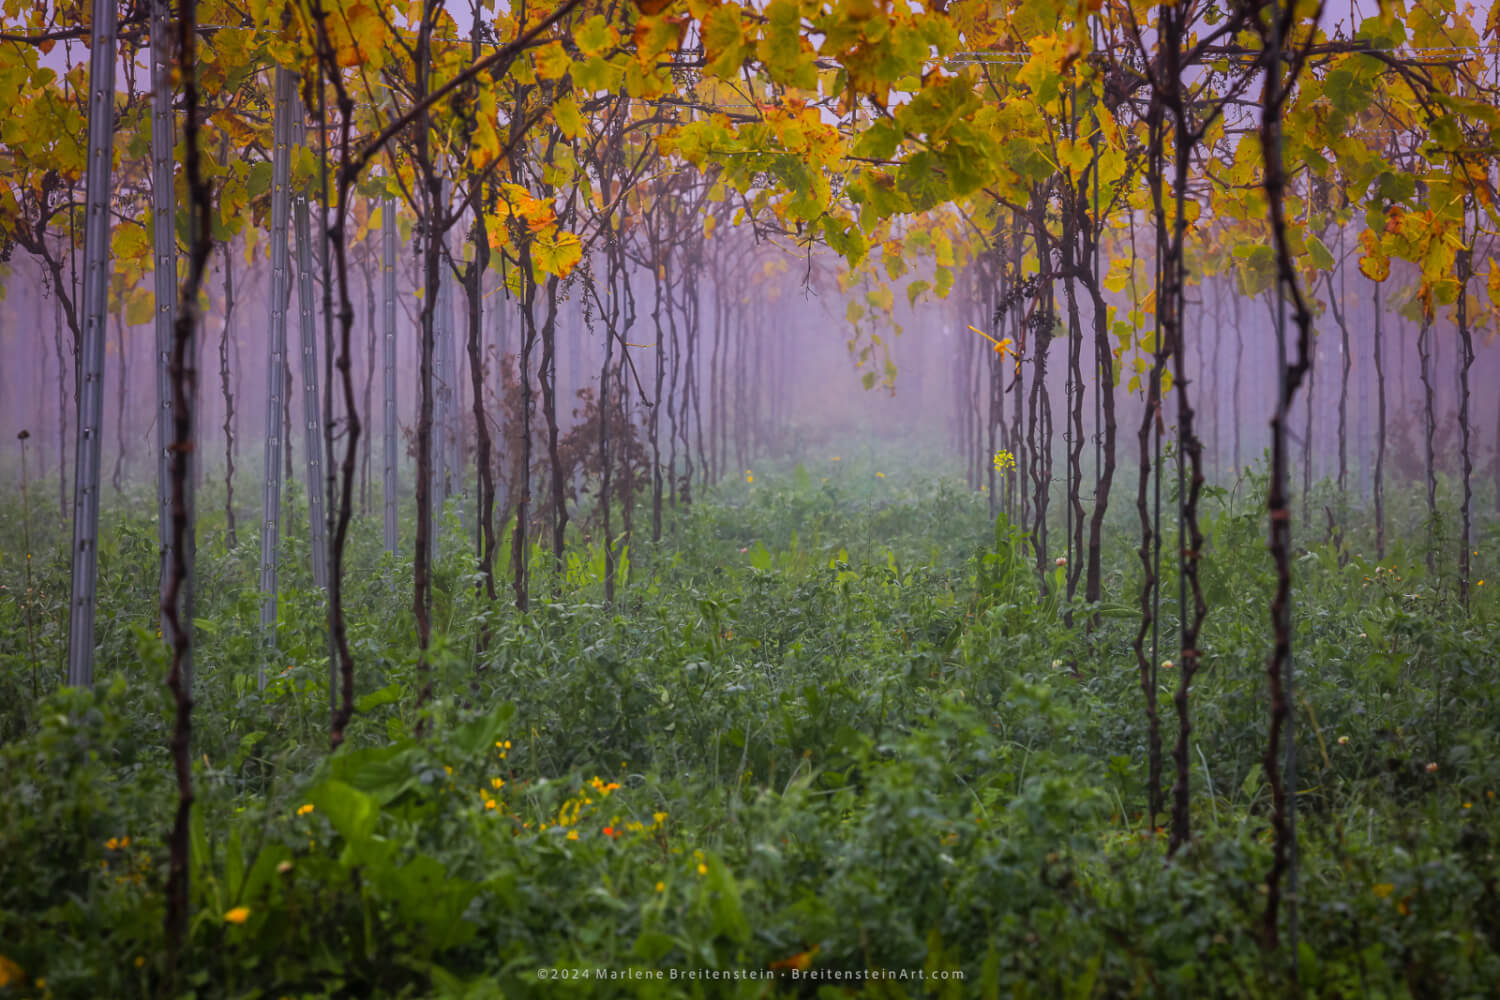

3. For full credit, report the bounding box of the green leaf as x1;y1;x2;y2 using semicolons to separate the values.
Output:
705;855;749;944
1356;14;1406;49
247;160;273;199
575;15;614;57
452;701;516;758
851;119;902;162
355;684;402;713
1006;138;1055;182
633;930;678;962
757;0;812;88
1306;235;1334;271
225;825;245;903
571;55;619;94
703;4;749;77
897;151;948;211
189;801;212;905
1429;115;1460;151
310;779;378;844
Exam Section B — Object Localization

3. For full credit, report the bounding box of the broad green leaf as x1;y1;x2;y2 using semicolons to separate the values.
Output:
1306;235;1334;271
310;779;378;844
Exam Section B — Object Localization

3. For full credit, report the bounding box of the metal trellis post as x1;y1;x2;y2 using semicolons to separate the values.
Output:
258;67;296;689
65;0;119;688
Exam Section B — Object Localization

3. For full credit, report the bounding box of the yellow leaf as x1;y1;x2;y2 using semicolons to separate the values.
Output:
532;231;583;279
125;287;154;326
327;2;389;69
1103;258;1131;294
933;232;955;269
471;115;502;170
1358;229;1389;283
533;41;570;81
1056;137;1093;179
552;96;582;140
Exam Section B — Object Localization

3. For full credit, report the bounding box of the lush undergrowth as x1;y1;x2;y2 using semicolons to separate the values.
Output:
2;442;1498;999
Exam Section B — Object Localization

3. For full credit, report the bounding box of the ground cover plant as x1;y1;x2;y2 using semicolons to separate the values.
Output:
3;0;1500;996
2;446;1499;998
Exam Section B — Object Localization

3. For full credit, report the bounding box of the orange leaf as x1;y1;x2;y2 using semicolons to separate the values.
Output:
769;944;820;972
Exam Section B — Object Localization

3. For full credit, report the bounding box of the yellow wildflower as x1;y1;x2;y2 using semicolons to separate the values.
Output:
567;830;579;841
697;863;708;876
653;811;668;826
655;881;665;893
224;906;251;924
296;804;315;817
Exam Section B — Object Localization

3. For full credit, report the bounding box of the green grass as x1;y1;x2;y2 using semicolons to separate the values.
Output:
0;443;1497;998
